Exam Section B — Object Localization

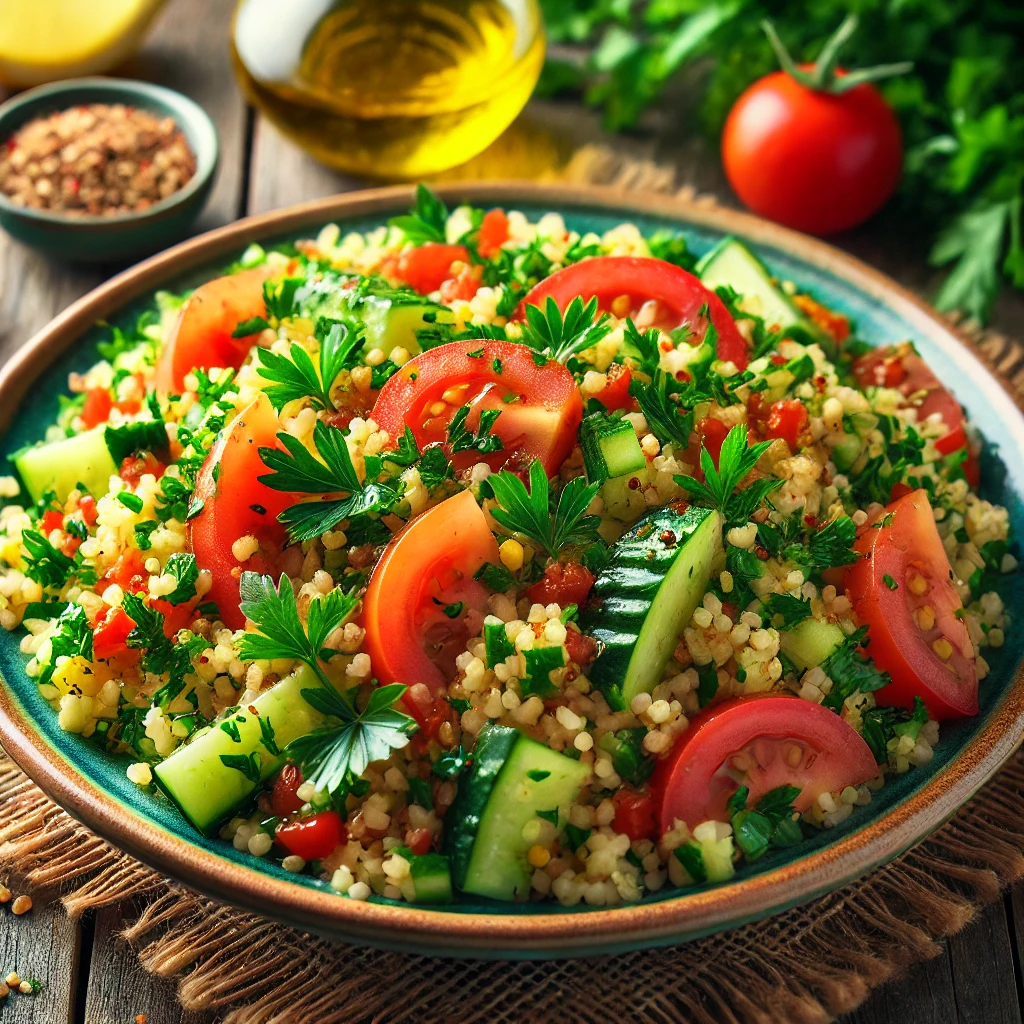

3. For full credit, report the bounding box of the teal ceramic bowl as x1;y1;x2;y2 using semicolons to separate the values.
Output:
0;77;218;263
1;185;1023;958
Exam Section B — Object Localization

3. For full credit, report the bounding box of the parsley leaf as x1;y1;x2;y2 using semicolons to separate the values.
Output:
447;407;504;455
21;529;77;588
760;592;812;629
518;295;612;363
628;370;692;448
163;552;199;605
104;418;168;464
622;318;662;375
258;421;401;542
674;424;781;526
820;626;892;713
488;461;601;559
255;318;362;411
808;516;859;573
388;184;448;246
284;683;417;797
38;603;92;687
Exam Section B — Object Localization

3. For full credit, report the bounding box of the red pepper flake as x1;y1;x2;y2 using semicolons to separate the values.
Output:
628;477;642;490
770;354;787;366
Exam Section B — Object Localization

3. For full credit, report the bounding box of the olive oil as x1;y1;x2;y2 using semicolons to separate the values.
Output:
231;0;545;179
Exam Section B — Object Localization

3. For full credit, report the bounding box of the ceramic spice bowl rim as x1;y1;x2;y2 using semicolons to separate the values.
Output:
1;183;1023;958
0;76;219;228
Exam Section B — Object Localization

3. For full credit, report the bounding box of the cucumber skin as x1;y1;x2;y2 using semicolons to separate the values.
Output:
410;854;454;904
443;722;520;890
443;723;590;901
153;665;324;834
14;428;118;502
584;505;722;711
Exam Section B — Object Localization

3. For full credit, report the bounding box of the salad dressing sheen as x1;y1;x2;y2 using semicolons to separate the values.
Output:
230;0;544;178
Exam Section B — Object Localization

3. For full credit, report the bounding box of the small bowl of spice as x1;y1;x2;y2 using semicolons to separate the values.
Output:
0;77;217;262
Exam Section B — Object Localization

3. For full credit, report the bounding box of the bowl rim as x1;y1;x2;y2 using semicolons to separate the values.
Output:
0;75;219;227
1;181;1023;958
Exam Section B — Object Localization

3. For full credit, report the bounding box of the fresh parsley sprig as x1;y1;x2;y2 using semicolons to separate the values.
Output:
488;461;601;559
388;184;449;246
258;420;401;542
255;318;362;412
519;296;612;363
820;625;892;713
447;407;504;455
237;572;416;793
628;369;692;449
674;424;782;526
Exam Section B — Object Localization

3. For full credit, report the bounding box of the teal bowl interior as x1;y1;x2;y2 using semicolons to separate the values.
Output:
0;77;218;263
1;197;1023;953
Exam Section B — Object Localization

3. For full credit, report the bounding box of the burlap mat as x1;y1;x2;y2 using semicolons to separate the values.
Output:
3;146;1024;1024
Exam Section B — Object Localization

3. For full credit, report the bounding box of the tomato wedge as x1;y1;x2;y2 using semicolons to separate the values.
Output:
275;811;346;861
652;696;877;831
187;394;296;630
846;489;977;720
851;345;979;487
155;266;272;394
371;340;582;476
516;256;749;371
362;490;499;730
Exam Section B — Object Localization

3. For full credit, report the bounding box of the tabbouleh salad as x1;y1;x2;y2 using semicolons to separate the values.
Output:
0;187;1013;907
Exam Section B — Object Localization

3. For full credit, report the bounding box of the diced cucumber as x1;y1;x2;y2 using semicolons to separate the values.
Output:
443;722;590;901
700;835;736;882
357;294;455;356
580;415;646;484
600;468;651;523
409;853;454;904
153;665;325;834
780;618;846;671
583;505;723;711
831;434;863;472
847;411;879;437
13;427;118;502
697;237;824;342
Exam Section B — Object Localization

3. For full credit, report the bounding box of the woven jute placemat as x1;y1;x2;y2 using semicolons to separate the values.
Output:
3;146;1024;1024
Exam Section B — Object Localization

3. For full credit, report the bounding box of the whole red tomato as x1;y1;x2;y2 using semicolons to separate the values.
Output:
722;19;907;235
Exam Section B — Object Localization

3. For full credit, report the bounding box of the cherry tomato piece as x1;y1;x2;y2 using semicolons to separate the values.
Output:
271;764;305;818
525;561;594;608
363;490;499;730
564;627;599;666
81;387;113;429
765;399;809;452
405;827;434;856
188;394;297;630
697;416;730;471
477;208;510;258
93;606;135;660
613;790;658;841
392;243;470;295
590;362;634;412
155;266;272;394
120;453;166;488
276;811;346;861
517;256;749;371
439;262;482;304
371;340;583;476
40;510;63;534
723;68;903;235
846;489;977;720
652;696;878;831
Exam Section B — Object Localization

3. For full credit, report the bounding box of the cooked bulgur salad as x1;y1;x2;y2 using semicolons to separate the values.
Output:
0;187;1014;907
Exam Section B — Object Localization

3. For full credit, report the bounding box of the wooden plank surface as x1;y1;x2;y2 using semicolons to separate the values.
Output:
0;892;79;1023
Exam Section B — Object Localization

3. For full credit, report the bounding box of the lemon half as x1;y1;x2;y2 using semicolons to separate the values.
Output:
0;0;166;86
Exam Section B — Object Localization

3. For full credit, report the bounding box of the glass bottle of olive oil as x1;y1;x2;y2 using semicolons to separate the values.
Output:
230;0;545;179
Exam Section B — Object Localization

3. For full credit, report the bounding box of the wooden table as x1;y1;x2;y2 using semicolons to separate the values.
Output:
2;1;1023;1021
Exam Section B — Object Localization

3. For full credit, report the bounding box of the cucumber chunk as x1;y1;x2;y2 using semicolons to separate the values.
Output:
13;427;118;502
357;294;455;356
580;415;646;483
444;722;590;901
409;852;454;904
780;617;846;671
584;505;723;710
697;238;823;342
153;665;325;834
830;434;863;472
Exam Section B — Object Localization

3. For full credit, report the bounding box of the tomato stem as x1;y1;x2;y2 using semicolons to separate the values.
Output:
761;15;913;95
